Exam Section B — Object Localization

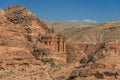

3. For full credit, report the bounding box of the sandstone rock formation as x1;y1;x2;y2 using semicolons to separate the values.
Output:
1;5;120;80
0;5;66;69
66;42;120;80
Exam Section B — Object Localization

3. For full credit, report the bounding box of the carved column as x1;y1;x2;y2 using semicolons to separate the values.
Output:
60;37;65;52
57;36;60;52
63;41;66;52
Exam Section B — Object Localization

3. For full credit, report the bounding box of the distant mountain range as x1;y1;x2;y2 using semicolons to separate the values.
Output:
45;21;120;43
44;21;94;32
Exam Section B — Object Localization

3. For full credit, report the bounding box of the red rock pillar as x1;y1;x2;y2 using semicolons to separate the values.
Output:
59;40;63;52
63;42;66;52
57;35;60;52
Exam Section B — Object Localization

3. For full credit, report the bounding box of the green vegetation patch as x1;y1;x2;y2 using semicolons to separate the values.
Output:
104;71;118;77
0;70;14;79
80;57;87;64
94;72;104;79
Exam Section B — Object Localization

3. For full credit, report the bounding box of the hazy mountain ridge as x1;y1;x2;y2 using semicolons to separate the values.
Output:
45;21;120;43
44;21;94;32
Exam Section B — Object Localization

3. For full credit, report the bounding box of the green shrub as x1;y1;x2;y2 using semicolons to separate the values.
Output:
80;57;87;64
0;71;14;79
94;72;104;79
87;54;95;63
104;72;118;77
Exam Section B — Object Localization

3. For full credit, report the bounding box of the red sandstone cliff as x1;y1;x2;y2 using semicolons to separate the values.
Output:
0;5;67;69
0;5;53;69
66;42;120;80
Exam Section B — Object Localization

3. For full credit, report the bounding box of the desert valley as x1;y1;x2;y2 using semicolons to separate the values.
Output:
0;5;120;80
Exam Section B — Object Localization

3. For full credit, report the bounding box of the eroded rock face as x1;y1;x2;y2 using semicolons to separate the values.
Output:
0;6;45;69
0;5;67;69
66;42;99;62
66;42;120;62
5;5;34;25
66;42;120;79
0;5;50;69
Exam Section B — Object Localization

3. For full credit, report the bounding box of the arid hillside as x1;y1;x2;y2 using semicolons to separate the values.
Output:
44;21;93;32
45;21;120;80
0;5;69;80
46;21;120;43
0;5;56;69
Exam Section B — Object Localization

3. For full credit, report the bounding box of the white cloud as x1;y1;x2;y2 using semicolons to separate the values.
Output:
69;20;79;22
82;19;97;23
67;19;97;23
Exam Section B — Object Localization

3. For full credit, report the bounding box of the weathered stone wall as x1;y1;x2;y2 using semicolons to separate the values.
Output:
41;33;66;53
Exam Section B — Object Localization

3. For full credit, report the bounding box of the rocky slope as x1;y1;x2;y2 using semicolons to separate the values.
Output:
45;21;120;80
67;43;120;80
0;5;51;69
0;6;69;80
46;21;120;43
44;21;93;32
64;22;120;43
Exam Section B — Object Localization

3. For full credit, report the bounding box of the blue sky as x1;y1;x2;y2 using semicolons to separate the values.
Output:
0;0;120;22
